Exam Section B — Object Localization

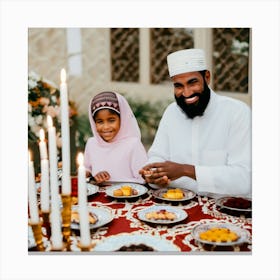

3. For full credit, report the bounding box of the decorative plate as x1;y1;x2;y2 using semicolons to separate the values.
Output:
215;196;252;212
86;183;99;196
191;222;250;246
93;233;180;252
105;183;148;198
153;188;196;202
71;205;113;230
137;205;188;224
36;183;98;197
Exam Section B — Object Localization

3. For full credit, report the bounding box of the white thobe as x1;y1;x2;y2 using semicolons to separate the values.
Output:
147;90;251;197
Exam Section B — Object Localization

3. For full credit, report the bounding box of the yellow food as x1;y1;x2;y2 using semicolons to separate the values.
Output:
121;185;132;196
199;227;239;243
71;211;97;224
163;188;184;199
112;185;138;196
113;189;123;196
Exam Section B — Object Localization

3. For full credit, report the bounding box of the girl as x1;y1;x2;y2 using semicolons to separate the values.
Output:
84;91;147;184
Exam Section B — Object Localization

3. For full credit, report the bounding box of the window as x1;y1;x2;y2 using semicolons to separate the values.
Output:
110;28;140;82
212;28;250;93
150;28;194;84
110;28;251;101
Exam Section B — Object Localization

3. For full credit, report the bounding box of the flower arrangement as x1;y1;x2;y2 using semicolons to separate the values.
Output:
28;71;78;149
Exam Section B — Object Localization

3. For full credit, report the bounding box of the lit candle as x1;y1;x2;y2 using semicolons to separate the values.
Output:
39;128;49;212
77;153;91;247
28;151;40;224
60;69;71;195
47;115;63;250
39;129;48;160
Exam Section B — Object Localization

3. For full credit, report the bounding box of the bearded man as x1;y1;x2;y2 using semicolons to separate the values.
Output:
140;48;251;197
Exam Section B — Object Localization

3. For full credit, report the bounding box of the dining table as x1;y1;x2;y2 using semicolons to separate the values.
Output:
28;180;252;253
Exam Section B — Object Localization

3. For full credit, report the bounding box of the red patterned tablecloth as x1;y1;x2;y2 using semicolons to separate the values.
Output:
29;183;252;253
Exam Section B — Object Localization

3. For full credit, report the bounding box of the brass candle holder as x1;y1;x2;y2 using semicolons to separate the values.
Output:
30;222;45;251
77;241;95;252
50;243;66;252
61;194;72;249
41;211;51;238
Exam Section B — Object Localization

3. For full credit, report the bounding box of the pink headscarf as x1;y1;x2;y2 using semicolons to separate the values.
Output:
84;91;147;183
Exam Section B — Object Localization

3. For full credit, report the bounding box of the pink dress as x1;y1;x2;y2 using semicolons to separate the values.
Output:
84;92;147;183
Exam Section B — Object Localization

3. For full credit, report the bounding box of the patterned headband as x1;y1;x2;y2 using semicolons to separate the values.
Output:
91;92;120;117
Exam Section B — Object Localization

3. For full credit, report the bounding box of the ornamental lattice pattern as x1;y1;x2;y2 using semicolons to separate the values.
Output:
212;28;250;93
110;28;140;82
150;28;194;84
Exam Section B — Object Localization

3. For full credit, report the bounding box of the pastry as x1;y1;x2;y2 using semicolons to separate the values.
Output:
113;189;123;196
71;211;98;224
112;185;138;196
162;188;184;199
145;209;177;221
121;185;132;196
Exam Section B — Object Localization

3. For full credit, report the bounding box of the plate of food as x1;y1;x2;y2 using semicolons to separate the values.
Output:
71;205;113;230
36;183;98;197
105;183;148;198
93;233;180;252
153;188;196;202
215;196;252;212
191;222;250;246
86;183;99;196
137;205;188;224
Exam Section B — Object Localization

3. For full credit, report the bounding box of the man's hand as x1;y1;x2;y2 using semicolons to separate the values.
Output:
139;161;196;186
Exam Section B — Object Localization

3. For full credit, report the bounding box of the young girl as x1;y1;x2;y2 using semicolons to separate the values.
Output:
84;91;148;184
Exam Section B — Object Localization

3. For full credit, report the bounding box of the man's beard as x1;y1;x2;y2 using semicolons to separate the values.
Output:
175;80;211;119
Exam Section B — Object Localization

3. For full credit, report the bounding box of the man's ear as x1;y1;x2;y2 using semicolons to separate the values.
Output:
205;70;211;85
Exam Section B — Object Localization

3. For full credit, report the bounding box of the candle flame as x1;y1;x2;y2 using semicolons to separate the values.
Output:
39;128;45;141
60;68;67;83
47;115;53;128
77;152;84;166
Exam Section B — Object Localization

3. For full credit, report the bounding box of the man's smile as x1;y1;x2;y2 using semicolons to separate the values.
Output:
185;95;199;104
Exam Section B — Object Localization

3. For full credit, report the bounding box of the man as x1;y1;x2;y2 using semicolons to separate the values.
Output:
140;48;251;197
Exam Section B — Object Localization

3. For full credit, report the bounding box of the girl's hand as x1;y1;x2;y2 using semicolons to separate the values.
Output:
94;171;111;184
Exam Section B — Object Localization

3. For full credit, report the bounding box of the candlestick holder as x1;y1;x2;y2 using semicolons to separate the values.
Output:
30;222;45;251
41;211;51;239
50;243;66;252
77;241;95;252
61;194;72;249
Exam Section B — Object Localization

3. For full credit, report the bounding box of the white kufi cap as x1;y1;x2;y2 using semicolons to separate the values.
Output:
167;48;207;77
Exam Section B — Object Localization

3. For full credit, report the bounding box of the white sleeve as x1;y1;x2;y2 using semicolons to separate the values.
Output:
147;110;171;163
196;104;251;196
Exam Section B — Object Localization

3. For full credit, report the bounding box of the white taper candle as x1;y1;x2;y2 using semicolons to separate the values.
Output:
60;69;71;195
47;115;63;250
77;153;91;247
28;151;40;224
39;128;50;212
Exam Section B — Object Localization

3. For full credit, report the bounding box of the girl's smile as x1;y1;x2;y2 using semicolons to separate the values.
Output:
94;109;121;142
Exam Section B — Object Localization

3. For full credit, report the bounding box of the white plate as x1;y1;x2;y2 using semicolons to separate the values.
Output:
36;183;98;197
153;188;196;202
137;205;188;224
93;233;180;252
105;183;148;198
215;197;252;212
191;222;250;246
71;205;113;230
86;183;99;196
